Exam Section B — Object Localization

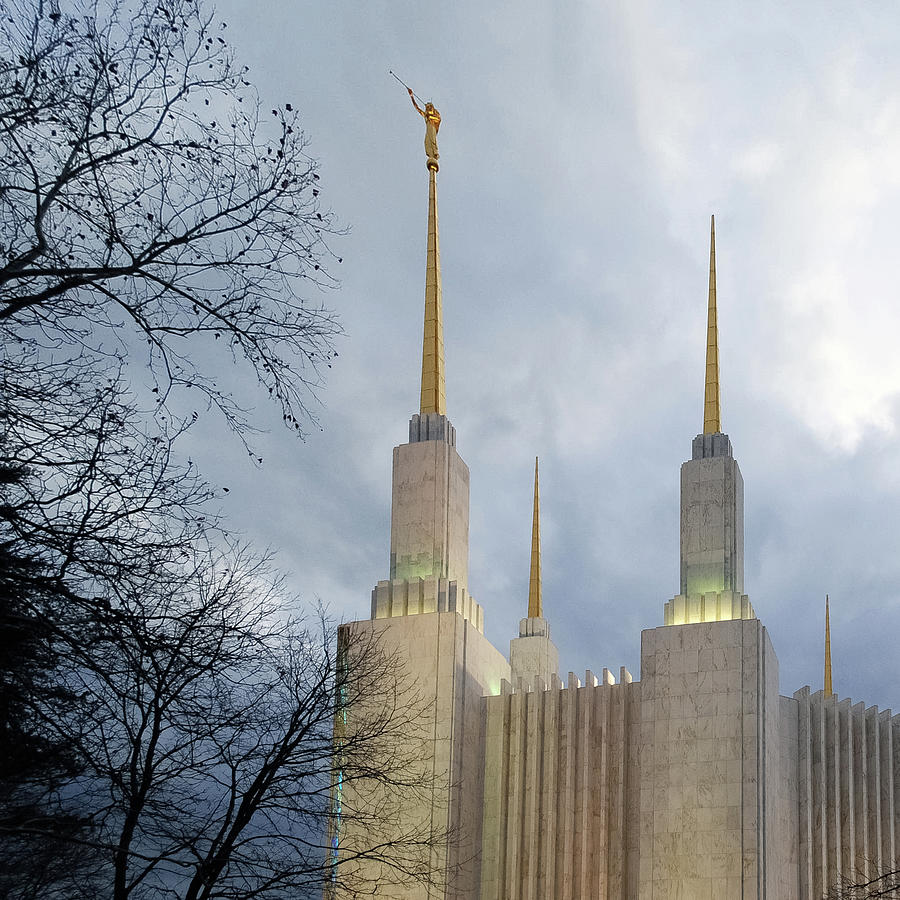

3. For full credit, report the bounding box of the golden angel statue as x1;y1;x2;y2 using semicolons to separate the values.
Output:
408;89;441;166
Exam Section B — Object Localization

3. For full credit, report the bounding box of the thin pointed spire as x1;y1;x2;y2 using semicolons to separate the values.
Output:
703;214;721;435
527;457;542;619
824;595;834;698
419;164;446;416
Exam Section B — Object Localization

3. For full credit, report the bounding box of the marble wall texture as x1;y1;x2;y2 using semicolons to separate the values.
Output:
680;432;744;600
637;619;784;900
371;573;484;633
389;414;470;588
509;616;559;686
331;612;509;899
480;669;639;900
792;686;900;899
473;618;900;900
340;583;900;900
663;589;755;626
374;414;484;632
332;412;899;898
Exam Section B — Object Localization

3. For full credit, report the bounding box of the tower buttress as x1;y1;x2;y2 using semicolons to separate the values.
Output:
510;458;558;686
666;216;755;625
371;122;481;630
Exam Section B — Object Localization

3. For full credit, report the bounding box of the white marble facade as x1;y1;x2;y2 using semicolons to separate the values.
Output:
328;410;900;899
327;188;898;896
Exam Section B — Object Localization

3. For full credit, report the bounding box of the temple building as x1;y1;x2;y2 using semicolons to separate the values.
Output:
328;121;900;900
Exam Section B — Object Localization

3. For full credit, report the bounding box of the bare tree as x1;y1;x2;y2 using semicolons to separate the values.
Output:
825;869;900;900
2;372;445;899
0;465;98;900
12;548;444;900
2;352;215;591
0;3;448;897
1;0;341;435
0;351;214;896
1;249;441;900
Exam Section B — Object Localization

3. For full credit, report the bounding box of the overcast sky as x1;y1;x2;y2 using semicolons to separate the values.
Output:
189;0;900;711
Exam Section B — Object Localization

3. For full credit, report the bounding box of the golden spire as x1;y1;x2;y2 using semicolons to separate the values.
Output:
703;214;721;434
527;457;542;618
824;595;833;698
419;162;446;415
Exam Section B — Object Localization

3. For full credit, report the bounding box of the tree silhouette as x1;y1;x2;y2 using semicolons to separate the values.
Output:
825;869;900;900
1;0;341;436
0;2;452;897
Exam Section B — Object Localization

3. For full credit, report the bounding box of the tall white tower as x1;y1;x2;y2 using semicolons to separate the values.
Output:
509;458;559;687
666;216;755;626
332;104;509;900
371;152;482;627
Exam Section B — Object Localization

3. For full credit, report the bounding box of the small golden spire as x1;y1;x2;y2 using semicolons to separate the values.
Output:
419;163;446;415
528;457;542;618
824;595;833;698
703;214;721;434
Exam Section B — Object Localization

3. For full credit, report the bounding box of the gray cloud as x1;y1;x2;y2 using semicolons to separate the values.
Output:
193;0;900;713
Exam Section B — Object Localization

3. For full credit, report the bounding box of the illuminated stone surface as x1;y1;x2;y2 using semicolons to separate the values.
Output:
509;616;559;688
387;414;471;595
327;150;900;898
680;432;744;602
